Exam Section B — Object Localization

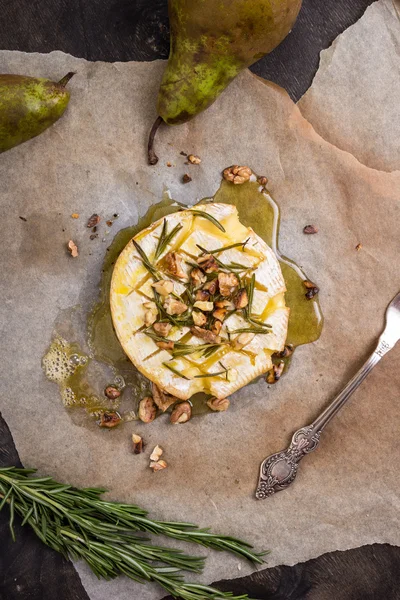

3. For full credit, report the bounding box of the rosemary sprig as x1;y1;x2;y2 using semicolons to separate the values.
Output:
196;245;244;274
155;220;183;260
189;210;226;232
0;467;265;600
163;362;190;379
246;274;255;316
232;326;271;334
145;331;224;358
208;239;250;255
132;239;159;279
194;369;228;379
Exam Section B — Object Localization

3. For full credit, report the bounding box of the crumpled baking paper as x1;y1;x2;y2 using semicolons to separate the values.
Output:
0;6;399;599
299;0;400;172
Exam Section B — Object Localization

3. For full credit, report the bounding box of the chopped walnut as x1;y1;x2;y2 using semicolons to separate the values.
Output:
190;326;221;344
213;308;227;322
303;280;319;300
104;386;121;400
218;272;239;296
71;213;79;219
153;322;172;336
144;308;158;326
170;402;192;424
132;434;144;454
207;397;230;412
152;279;174;296
138;396;157;423
355;243;363;251
266;361;285;384
234;289;248;309
211;320;222;335
150;445;163;461
150;459;168;471
203;279;218;295
164;296;188;315
195;289;210;302
157;341;174;351
275;344;294;359
164;252;187;279
193;300;214;312
215;299;235;310
190;268;207;287
182;173;192;184
232;332;255;350
188;154;201;165
98;411;121;428
67;240;78;258
192;311;207;326
152;383;176;412
87;214;100;228
223;165;252;185
197;254;219;273
303;224;318;235
257;175;268;186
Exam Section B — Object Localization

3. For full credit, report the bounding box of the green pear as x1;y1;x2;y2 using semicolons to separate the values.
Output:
148;0;302;163
0;72;74;153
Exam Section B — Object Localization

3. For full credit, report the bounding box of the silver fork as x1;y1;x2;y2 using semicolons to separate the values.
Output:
255;291;400;499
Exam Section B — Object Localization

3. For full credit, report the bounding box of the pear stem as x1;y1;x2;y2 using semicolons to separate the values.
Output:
58;72;76;88
148;116;163;165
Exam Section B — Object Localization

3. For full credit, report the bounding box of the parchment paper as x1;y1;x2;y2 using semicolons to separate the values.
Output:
299;0;400;172
1;15;400;600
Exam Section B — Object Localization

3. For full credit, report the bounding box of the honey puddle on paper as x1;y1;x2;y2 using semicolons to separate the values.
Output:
43;178;323;428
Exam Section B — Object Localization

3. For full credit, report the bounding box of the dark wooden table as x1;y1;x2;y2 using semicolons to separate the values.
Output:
2;2;400;599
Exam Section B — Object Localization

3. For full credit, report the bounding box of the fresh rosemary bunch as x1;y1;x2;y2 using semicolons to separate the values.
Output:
0;467;266;600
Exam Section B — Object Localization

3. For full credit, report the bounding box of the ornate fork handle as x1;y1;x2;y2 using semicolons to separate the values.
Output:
256;336;393;499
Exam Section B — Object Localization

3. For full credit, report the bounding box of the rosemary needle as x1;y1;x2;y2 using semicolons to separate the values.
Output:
189;210;226;232
155;219;183;260
0;467;266;600
132;239;159;279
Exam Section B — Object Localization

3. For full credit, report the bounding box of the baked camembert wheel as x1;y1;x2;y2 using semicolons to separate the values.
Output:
111;203;289;400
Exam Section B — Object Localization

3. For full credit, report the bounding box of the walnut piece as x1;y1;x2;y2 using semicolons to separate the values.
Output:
152;280;174;296
257;175;268;186
190;326;221;344
207;397;230;412
215;299;235;310
232;332;255;350
157;340;174;350
195;289;210;302
218;272;239;297
67;240;78;258
192;311;207;326
164;252;187;279
170;402;192;424
197;254;219;273
303;224;318;235
98;411;121;428
223;165;252;185
150;459;168;471
163;296;188;315
153;322;172;336
266;361;285;384
87;214;100;228
187;154;201;165
138;396;157;423
182;173;192;184
150;460;168;471
234;289;248;309
193;300;214;312
303;280;319;300
190;268;207;287
211;320;222;335
213;308;227;322
104;386;121;400
132;434;144;454
150;444;163;461
152;383;176;412
203;279;218;295
274;344;294;359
